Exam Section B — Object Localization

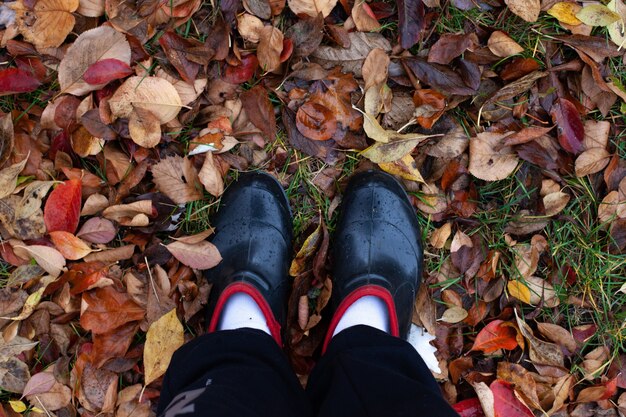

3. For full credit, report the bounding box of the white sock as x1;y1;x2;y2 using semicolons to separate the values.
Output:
217;292;271;334
332;295;389;337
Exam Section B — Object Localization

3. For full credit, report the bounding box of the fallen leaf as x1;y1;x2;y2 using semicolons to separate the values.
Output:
240;85;277;141
548;2;583;25
504;0;540;22
430;223;452;249
544;191;570;216
166;240;222;270
576;4;620;26
109;77;182;124
152;156;203;204
83;58;133;85
0;157;28;200
296;102;337;141
575;148;611;177
362;48;390;91
44;179;82;234
490;380;534;417
84;244;135;263
198;152;224;197
102;200;153;225
397;0;425;49
487;31;524;57
471;320;519;353
469;132;519;181
77;217;117;244
50;231;93;260
24;370;71;411
287;0;337;17
80;286;145;334
404;57;476;96
440;306;468;323
312;32;391;76
352;0;380;32
508;280;532;304
11;0;79;48
58;26;132;96
536;322;578;353
128;108;162;148
516;313;564;367
143;308;184;385
378;154;425;183
0;68;41;96
13;245;66;277
257;25;284;72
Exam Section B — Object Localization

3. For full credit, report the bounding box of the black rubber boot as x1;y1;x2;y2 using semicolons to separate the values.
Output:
205;172;293;345
323;170;424;351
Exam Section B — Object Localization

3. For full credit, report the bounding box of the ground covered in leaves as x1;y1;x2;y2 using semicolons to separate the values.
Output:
0;0;625;415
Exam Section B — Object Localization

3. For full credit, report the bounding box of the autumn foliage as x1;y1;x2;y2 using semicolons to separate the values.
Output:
0;0;625;414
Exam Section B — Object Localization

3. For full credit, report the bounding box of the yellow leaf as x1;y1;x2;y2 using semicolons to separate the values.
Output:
378;154;425;183
548;2;583;26
9;400;27;413
144;309;184;386
576;4;620;26
508;280;531;304
289;222;322;277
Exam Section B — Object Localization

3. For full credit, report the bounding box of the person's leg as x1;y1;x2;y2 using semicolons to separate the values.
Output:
157;172;311;417
306;170;457;417
158;328;309;417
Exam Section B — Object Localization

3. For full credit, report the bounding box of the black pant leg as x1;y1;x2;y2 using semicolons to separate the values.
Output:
306;325;459;417
157;328;312;417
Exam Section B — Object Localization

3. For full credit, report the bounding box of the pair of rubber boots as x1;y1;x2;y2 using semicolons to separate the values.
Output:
205;170;423;348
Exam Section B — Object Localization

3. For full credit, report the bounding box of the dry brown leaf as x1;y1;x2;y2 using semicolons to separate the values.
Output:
516;313;565;367
487;31;524;57
352;0;380;32
504;0;540;22
257;25;284;72
287;0;337;17
469;132;519;181
575;148;611;177
582;120;610;150
237;13;264;43
81;193;109;216
536;322;578;353
198;152;224;197
430;223;452;249
543;191;570;216
439;306;468;323
155;69;208;106
109;77;182;124
78;0;105;16
84;245;135;263
152;156;203;204
166;240;222;270
128;108;162;148
143;309;184;386
13;245;66;277
598;190;620;222
102;200;153;224
362;48;390;91
71;127;105;157
58;26;131;96
11;0;79;49
0;157;28;200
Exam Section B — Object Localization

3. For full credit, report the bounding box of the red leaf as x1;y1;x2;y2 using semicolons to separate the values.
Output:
490;380;534;417
470;320;519;353
280;38;294;63
15;56;47;81
550;98;584;155
223;54;258;84
452;398;486;417
0;68;41;96
83;59;133;85
80;286;145;334
44;179;82;234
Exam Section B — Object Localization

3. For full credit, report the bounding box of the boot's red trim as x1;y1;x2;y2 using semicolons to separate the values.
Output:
322;284;399;353
208;282;282;346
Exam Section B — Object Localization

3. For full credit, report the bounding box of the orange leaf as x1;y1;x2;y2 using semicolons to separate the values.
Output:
49;231;92;260
471;319;519;353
